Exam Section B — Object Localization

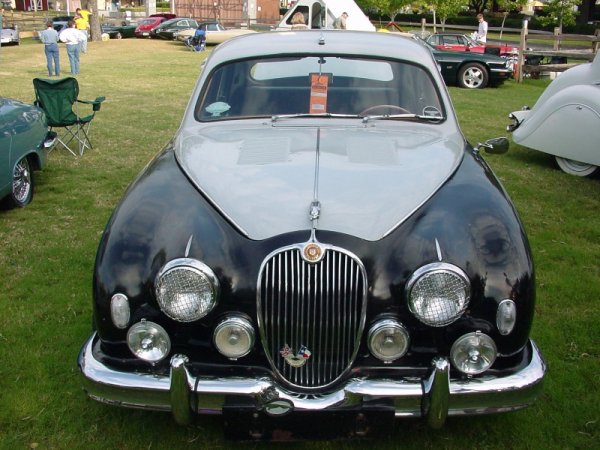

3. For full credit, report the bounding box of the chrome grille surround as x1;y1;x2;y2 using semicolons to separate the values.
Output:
257;242;367;390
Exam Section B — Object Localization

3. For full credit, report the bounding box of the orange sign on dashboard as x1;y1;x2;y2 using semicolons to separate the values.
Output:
309;74;329;114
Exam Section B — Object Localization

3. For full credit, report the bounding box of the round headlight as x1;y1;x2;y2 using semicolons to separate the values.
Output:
496;299;517;335
127;320;171;362
406;263;470;327
368;319;410;362
110;293;130;329
450;331;497;375
155;258;220;322
213;317;255;359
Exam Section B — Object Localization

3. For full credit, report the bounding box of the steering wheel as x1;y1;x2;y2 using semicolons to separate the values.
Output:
359;104;410;116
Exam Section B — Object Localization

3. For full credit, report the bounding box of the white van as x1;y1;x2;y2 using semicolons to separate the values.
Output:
276;0;375;32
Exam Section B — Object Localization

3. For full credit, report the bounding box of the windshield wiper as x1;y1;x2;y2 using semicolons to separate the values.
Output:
361;113;445;123
271;113;361;122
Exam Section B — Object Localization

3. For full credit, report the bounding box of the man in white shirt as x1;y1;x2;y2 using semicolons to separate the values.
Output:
476;13;488;44
59;21;86;75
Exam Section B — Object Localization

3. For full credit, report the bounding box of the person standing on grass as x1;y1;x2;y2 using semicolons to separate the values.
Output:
475;13;488;44
59;21;85;75
75;7;90;53
39;21;60;77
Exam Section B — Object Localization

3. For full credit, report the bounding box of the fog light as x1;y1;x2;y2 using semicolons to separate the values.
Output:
450;331;497;375
368;319;410;362
127;320;171;362
496;299;517;335
214;317;255;359
110;293;130;329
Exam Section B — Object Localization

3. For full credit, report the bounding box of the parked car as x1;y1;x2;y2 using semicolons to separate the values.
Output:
135;13;176;38
1;24;20;45
78;30;545;439
51;15;74;33
150;17;198;40
424;40;514;89
0;97;55;208
426;32;518;57
175;21;256;45
508;53;600;177
101;22;136;39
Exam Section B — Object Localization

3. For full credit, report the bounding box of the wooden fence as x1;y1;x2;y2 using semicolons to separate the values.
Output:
516;21;600;82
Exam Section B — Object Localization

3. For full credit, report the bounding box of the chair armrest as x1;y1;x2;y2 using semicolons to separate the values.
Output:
78;96;106;111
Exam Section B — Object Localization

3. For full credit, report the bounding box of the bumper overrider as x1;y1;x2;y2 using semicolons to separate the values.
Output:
78;334;546;429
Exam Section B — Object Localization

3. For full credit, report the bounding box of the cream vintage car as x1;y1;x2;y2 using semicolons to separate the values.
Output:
509;53;600;177
78;31;545;440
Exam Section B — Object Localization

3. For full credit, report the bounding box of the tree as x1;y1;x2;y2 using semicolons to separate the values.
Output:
496;0;528;38
537;0;581;31
496;0;529;12
82;0;102;42
426;0;466;31
468;0;488;14
370;0;413;23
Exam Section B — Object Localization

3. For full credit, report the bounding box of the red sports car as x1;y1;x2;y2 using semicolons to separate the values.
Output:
135;13;176;38
426;32;517;57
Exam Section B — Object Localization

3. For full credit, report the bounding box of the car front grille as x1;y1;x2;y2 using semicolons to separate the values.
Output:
257;244;367;389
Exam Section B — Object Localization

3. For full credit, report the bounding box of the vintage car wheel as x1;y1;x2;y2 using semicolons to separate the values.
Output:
9;156;34;208
458;63;489;89
359;104;410;116
555;156;600;177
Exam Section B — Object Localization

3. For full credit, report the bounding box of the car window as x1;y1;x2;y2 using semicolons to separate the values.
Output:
442;36;460;46
196;56;444;121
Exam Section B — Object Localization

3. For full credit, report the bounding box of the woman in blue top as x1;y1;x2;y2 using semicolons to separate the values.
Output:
39;21;60;77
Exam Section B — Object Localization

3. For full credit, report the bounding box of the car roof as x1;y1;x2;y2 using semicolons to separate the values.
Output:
208;30;439;72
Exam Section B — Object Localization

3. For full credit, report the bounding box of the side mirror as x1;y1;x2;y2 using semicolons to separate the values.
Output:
477;137;509;155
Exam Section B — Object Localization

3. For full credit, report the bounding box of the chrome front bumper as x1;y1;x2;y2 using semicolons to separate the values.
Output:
78;334;546;429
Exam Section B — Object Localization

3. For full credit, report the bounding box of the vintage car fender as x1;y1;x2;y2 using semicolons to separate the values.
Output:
509;53;600;168
511;84;600;165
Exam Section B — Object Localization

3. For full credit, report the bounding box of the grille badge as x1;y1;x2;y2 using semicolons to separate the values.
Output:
303;242;323;263
280;344;312;368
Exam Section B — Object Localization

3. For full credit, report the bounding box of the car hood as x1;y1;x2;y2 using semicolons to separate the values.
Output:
175;123;463;241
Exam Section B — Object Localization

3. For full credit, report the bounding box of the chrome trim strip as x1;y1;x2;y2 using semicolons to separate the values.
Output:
79;335;546;422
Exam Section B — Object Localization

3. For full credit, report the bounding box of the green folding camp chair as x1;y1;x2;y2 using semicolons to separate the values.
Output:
33;77;105;156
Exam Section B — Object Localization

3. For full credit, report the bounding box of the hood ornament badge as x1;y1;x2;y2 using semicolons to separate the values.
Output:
303;242;323;263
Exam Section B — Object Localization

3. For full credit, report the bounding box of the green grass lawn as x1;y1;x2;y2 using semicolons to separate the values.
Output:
0;38;598;449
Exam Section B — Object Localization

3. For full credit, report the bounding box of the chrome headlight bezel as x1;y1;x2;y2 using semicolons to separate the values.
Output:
406;262;470;327
450;331;497;375
155;258;220;322
126;320;171;362
213;316;256;360
367;319;410;363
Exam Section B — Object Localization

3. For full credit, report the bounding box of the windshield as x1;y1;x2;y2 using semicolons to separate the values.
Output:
195;56;444;121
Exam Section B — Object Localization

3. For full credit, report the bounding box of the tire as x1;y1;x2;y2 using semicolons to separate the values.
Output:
555;156;600;177
458;63;489;89
8;156;33;208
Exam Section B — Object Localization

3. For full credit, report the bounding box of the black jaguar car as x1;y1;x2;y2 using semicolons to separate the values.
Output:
78;31;545;440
